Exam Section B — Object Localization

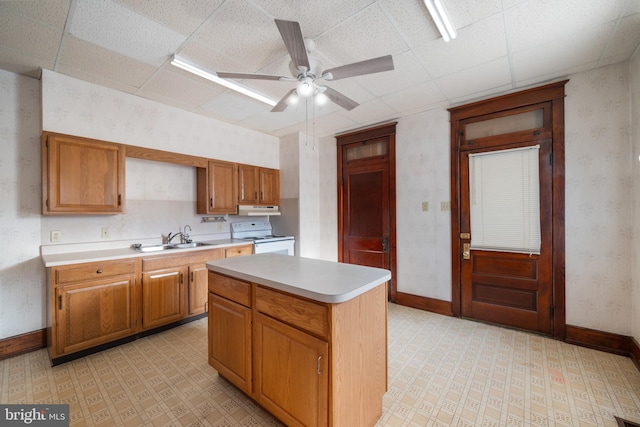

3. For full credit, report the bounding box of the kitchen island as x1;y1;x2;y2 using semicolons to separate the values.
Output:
206;253;391;427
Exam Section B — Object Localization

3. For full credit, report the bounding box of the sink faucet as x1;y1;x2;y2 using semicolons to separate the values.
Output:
167;225;192;245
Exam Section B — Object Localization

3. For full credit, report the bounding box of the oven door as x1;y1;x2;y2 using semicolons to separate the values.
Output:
253;239;294;256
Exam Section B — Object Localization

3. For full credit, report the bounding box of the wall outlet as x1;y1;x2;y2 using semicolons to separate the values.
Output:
421;202;429;212
50;230;62;242
217;223;224;232
101;227;110;238
441;201;451;211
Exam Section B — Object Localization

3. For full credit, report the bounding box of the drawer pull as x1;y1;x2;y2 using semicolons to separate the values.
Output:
317;355;323;375
58;295;62;310
96;269;103;274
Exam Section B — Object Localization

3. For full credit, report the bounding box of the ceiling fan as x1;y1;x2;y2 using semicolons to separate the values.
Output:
215;19;395;112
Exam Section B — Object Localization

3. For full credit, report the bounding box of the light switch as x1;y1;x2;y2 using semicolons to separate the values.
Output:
441;201;451;211
50;230;61;242
101;227;110;238
421;202;429;212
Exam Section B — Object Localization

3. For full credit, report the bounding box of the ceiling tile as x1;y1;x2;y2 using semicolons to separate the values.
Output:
505;0;626;53
435;57;512;99
177;40;253;75
194;0;284;71
56;64;140;95
600;13;640;61
69;0;186;66
342;98;398;125
200;92;273;122
0;46;52;78
354;51;432;97
381;81;447;115
114;0;225;35
60;36;157;88
378;0;440;47
415;13;507;78
0;0;70;29
444;0;503;33
0;6;63;64
314;4;409;67
138;69;227;107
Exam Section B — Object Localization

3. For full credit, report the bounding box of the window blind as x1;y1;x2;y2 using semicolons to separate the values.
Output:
469;145;541;255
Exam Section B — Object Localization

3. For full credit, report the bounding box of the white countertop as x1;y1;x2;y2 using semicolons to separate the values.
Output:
42;239;250;267
206;253;391;304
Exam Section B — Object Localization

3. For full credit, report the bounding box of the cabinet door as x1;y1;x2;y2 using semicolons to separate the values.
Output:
142;267;184;329
197;160;237;214
187;263;208;315
254;313;328;427
208;293;252;394
56;275;136;355
43;133;125;214
237;164;259;204
259;168;280;205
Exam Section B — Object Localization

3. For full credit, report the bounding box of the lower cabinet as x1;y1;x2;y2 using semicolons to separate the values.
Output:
47;244;252;364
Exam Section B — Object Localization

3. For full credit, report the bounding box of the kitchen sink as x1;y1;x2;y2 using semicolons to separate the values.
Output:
133;242;215;252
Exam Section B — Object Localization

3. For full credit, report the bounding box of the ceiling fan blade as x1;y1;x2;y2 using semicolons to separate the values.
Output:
275;19;310;72
271;88;296;112
322;55;394;80
322;86;359;111
217;72;289;81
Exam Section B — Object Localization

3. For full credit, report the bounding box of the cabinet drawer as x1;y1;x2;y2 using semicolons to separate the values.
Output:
55;259;136;284
208;272;251;307
255;286;328;339
142;248;223;271
225;245;253;258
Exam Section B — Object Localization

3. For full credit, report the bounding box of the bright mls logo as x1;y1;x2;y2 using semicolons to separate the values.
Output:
1;405;69;426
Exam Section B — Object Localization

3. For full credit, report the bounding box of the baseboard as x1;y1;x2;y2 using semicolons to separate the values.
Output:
631;337;640;372
565;325;630;356
0;329;46;361
395;292;452;316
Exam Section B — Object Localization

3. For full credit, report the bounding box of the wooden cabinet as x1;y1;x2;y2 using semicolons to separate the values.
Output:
197;160;238;214
207;272;386;426
225;245;253;258
208;278;252;394
49;259;137;360
237;164;280;205
42;132;125;214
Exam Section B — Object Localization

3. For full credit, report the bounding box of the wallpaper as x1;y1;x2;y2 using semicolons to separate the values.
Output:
564;62;633;335
0;71;44;339
631;53;640;343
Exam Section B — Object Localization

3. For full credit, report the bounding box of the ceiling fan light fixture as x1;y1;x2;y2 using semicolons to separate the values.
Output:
315;92;329;106
424;0;457;42
296;77;315;98
170;55;277;106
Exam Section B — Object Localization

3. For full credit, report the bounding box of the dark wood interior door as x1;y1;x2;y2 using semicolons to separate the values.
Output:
337;123;396;299
459;138;553;333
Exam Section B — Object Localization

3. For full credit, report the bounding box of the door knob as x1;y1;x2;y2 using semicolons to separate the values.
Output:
463;243;470;260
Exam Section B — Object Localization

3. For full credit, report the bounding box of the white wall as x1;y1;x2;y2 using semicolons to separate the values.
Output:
631;52;640;345
313;63;634;336
0;71;44;339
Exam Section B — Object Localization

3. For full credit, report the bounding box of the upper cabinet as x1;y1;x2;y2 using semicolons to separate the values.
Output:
237;164;280;206
42;132;125;215
197;160;238;214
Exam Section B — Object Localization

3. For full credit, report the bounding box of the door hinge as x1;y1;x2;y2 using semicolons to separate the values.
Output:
550;305;554;318
549;153;553;166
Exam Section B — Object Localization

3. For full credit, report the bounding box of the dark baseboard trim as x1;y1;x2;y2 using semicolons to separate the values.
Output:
565;325;630;357
395;292;452;316
0;313;208;364
0;329;47;361
630;337;640;372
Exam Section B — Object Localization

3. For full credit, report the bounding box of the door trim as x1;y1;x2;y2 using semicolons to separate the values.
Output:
448;81;567;340
337;122;397;300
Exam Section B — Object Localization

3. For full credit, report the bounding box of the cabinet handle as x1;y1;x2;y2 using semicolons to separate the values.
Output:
317;355;323;375
118;194;122;206
191;271;194;282
58;295;62;310
180;273;184;284
96;269;103;274
210;198;213;208
254;191;258;199
204;301;208;313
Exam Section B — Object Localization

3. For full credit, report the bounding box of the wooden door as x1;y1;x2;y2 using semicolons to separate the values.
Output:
237;164;259;204
208;293;252;394
449;81;567;337
197;160;237;214
141;267;184;329
259;168;280;205
187;263;208;315
338;123;396;299
254;312;328;427
56;276;135;355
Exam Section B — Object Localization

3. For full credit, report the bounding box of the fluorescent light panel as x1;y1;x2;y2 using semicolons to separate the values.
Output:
424;0;457;42
171;55;277;107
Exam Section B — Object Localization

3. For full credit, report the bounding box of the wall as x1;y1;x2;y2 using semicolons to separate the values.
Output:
0;71;44;339
631;52;640;345
0;70;280;340
314;63;634;336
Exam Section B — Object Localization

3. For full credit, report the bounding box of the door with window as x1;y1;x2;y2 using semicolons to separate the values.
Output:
338;123;396;299
450;82;567;337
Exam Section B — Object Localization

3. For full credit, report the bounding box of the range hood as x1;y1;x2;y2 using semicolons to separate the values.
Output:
238;205;281;216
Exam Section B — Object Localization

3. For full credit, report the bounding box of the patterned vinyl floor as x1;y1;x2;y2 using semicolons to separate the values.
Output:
1;303;639;426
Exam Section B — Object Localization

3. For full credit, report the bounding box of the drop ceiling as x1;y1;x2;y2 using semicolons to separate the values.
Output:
1;0;639;138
